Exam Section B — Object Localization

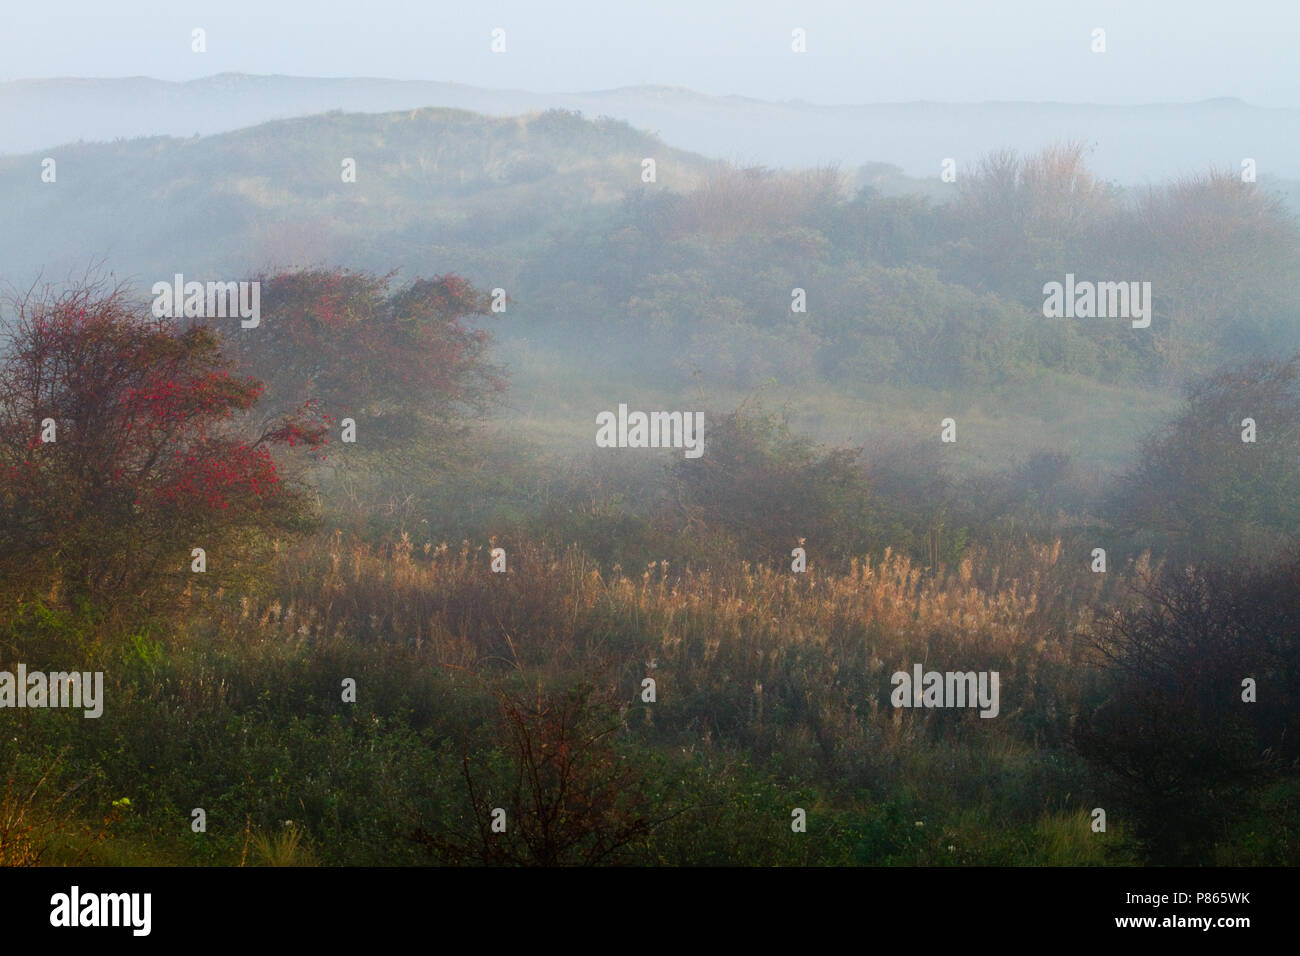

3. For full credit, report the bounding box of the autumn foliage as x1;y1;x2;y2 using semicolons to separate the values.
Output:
226;268;505;472
0;280;321;617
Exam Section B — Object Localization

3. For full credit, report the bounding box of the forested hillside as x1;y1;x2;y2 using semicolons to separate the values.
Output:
5;108;1298;473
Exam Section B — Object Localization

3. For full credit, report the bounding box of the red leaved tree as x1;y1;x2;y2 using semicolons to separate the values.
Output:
225;269;505;478
0;278;324;619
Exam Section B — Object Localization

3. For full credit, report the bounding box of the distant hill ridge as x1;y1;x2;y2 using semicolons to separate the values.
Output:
3;73;1298;182
0;104;717;284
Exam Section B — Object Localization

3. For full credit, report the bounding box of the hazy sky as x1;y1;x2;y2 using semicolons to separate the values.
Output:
2;0;1297;107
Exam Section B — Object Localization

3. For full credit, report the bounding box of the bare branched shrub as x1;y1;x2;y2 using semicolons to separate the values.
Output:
414;681;669;866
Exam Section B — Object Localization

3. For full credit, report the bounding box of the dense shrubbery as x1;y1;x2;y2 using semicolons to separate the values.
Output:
517;144;1300;392
1076;558;1300;864
1110;353;1300;564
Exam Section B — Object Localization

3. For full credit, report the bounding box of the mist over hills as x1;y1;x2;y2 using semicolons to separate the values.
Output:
3;73;1298;183
6;99;1297;479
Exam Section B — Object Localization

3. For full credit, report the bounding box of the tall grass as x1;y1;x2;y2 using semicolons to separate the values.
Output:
3;529;1148;865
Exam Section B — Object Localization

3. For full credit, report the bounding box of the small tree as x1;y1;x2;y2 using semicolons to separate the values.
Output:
0;279;322;620
226;269;505;478
948;142;1121;298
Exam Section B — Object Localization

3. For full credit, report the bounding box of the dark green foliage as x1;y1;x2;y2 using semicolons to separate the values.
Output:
1075;559;1300;865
